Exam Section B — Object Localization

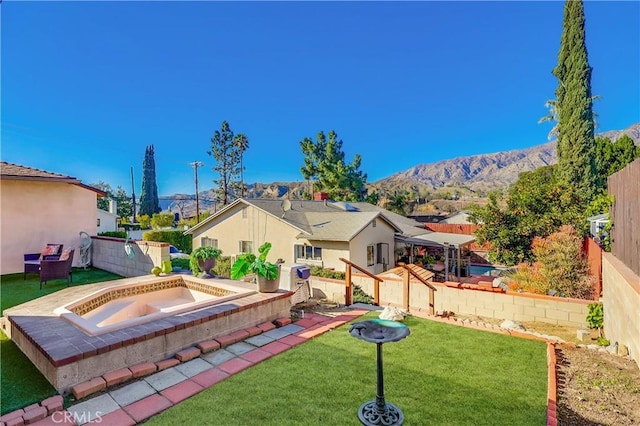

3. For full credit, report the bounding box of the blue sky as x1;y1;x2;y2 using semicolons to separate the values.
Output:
2;1;639;196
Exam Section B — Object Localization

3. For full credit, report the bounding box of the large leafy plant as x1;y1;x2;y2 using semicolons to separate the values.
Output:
190;246;223;275
231;242;279;281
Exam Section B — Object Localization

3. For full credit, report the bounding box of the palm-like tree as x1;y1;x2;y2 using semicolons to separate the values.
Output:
539;95;601;140
233;133;249;197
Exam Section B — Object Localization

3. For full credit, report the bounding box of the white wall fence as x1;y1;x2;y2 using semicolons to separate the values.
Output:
91;237;170;278
310;274;590;329
602;253;640;367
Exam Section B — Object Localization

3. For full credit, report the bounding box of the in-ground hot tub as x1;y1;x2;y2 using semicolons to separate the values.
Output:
54;275;257;336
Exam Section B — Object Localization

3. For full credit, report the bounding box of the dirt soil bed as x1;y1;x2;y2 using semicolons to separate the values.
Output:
557;345;640;425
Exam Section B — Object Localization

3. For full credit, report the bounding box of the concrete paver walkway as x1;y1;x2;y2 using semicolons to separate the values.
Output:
21;308;370;426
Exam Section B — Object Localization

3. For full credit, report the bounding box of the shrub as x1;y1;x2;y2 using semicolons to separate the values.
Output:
587;302;604;337
143;230;192;253
506;226;593;299
213;256;231;278
353;285;374;304
171;258;191;270
151;213;175;229
309;266;346;280
98;231;127;238
138;214;151;229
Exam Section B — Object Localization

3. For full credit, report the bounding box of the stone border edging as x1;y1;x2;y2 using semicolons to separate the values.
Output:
547;342;558;426
1;309;369;425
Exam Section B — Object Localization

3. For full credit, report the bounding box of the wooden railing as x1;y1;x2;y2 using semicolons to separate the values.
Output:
339;258;384;305
339;258;437;314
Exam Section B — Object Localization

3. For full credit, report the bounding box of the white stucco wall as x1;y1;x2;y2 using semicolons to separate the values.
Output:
349;218;396;274
0;180;98;274
97;209;118;233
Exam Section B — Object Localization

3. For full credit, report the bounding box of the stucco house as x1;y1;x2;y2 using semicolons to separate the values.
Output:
0;162;105;274
185;199;414;274
185;198;477;277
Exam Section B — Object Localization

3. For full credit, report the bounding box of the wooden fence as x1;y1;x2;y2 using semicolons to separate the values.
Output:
583;237;603;299
424;223;492;251
608;158;640;276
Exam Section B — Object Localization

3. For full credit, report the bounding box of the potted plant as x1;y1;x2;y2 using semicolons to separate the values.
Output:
230;242;280;292
190;246;223;277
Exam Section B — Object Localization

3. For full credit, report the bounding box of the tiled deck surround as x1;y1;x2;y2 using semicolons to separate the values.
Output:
4;274;292;393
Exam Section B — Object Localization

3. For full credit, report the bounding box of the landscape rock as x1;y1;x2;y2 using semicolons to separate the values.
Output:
499;320;526;332
379;306;406;322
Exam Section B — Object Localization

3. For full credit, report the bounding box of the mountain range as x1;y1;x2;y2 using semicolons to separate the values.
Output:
163;123;639;211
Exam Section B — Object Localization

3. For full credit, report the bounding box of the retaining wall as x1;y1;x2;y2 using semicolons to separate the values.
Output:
310;274;590;328
602;253;640;367
91;236;170;277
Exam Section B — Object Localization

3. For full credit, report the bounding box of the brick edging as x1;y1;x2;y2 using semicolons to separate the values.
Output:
547;342;558;426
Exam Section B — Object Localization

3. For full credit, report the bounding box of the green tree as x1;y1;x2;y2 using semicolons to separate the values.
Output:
90;182;133;222
552;0;598;198
595;135;640;181
385;191;409;216
150;213;175;229
208;121;241;205
233;133;249;198
140;145;161;216
470;165;586;265
299;130;368;201
91;181;113;211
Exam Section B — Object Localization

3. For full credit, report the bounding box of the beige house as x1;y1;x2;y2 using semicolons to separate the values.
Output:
0;162;105;274
185;199;406;273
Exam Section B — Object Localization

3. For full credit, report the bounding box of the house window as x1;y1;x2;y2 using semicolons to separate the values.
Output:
239;240;253;254
372;220;376;228
97;218;101;227
201;237;218;248
294;244;322;261
367;245;374;266
242;207;248;219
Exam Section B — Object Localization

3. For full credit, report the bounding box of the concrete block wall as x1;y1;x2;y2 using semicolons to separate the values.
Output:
602;253;640;367
91;236;170;277
311;273;590;328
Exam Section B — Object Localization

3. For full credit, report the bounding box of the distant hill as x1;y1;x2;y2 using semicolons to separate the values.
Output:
371;123;640;194
163;123;639;213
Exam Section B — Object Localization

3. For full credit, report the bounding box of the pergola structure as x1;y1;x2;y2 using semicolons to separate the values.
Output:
397;231;476;281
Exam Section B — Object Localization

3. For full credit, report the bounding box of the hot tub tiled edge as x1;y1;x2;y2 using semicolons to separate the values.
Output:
8;290;292;393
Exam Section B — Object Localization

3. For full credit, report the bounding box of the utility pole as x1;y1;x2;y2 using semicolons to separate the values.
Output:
190;161;203;223
130;166;137;223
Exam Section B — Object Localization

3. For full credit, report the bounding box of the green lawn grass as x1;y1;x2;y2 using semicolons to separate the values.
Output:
0;267;122;414
1;267;122;315
149;314;548;426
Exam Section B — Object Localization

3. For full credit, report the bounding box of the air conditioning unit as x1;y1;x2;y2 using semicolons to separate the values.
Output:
279;264;312;305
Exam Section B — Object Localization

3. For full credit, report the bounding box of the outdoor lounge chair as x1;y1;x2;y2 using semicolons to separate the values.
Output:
40;249;74;289
24;244;64;280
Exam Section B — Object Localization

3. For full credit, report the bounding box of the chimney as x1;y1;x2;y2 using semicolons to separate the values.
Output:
313;192;328;201
109;199;117;215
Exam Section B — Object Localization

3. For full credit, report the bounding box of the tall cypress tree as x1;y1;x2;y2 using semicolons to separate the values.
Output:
140;144;161;216
552;0;597;199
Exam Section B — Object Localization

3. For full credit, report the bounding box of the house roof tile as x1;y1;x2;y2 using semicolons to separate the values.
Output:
1;161;79;182
0;161;106;196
